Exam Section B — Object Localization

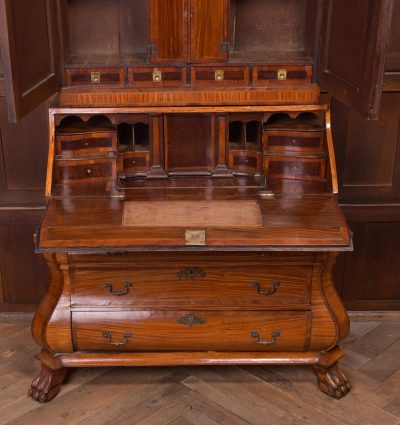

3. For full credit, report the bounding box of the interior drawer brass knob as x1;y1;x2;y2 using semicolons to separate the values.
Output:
86;169;93;175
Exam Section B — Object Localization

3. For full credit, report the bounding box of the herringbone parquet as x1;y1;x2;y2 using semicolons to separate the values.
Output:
0;314;399;425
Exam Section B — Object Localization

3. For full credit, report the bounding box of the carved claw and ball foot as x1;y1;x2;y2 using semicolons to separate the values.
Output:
313;362;351;399
29;364;67;403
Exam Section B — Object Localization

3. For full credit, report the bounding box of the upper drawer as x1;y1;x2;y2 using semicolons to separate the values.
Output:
70;265;312;309
253;66;312;86
66;68;125;87
191;66;249;86
128;67;186;87
56;132;117;158
72;311;310;352
54;158;116;184
263;131;325;153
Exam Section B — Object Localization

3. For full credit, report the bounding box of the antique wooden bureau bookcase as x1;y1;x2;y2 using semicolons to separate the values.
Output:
0;0;393;403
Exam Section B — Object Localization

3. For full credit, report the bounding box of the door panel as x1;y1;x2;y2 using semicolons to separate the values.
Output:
190;0;229;63
0;0;59;122
319;0;393;119
149;0;188;63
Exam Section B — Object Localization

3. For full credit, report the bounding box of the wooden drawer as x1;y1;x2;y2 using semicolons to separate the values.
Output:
70;265;312;308
72;311;310;352
228;150;262;174
264;156;326;181
128;67;186;87
56;132;117;158
66;68;125;87
263;131;325;153
117;152;151;177
191;66;249;86
54;158;116;184
253;66;312;86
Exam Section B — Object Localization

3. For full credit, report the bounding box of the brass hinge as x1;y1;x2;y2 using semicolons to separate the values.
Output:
148;44;157;56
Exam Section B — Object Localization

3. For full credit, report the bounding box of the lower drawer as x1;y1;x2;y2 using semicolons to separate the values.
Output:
72;311;310;352
70;265;312;308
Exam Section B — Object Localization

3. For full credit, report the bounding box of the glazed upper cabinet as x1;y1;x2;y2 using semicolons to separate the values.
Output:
0;0;394;121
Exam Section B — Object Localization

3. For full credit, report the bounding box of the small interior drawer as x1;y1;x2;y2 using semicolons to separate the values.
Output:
72;311;310;352
253;66;312;85
54;158;116;183
56;132;117;158
66;68;125;87
263;131;325;153
128;67;187;87
228;150;262;174
117;152;151;176
264;156;326;181
191;66;249;86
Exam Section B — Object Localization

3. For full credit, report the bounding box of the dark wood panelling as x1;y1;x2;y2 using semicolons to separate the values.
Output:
386;0;400;71
0;97;50;190
340;220;400;311
0;209;48;307
332;93;400;203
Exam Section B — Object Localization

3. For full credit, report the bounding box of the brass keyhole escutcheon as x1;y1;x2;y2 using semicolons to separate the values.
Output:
215;70;224;81
153;71;162;82
91;72;101;84
277;69;287;81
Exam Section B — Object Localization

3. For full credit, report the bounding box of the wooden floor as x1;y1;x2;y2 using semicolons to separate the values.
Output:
1;315;399;425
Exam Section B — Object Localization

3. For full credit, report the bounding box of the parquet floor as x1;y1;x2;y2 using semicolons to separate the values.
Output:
0;314;399;425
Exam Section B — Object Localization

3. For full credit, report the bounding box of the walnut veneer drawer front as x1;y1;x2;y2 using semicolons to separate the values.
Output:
117;152;151;176
128;67;186;87
253;66;312;85
66;68;125;87
56;132;117;158
191;67;249;86
72;311;310;352
54;158;116;184
229;150;262;174
264;157;326;181
70;266;312;308
264;131;325;153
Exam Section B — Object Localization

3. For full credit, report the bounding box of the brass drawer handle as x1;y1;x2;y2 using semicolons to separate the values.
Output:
250;279;280;295
104;281;133;296
91;72;101;84
153;71;162;82
102;331;133;346
277;69;287;80
177;267;206;281
215;70;224;81
251;330;280;346
177;313;206;328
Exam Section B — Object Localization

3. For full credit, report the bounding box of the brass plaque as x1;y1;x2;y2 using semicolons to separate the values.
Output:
185;230;206;246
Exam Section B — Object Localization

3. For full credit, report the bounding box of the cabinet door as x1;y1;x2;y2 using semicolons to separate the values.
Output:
149;0;189;63
190;0;229;63
0;0;60;122
319;0;393;119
